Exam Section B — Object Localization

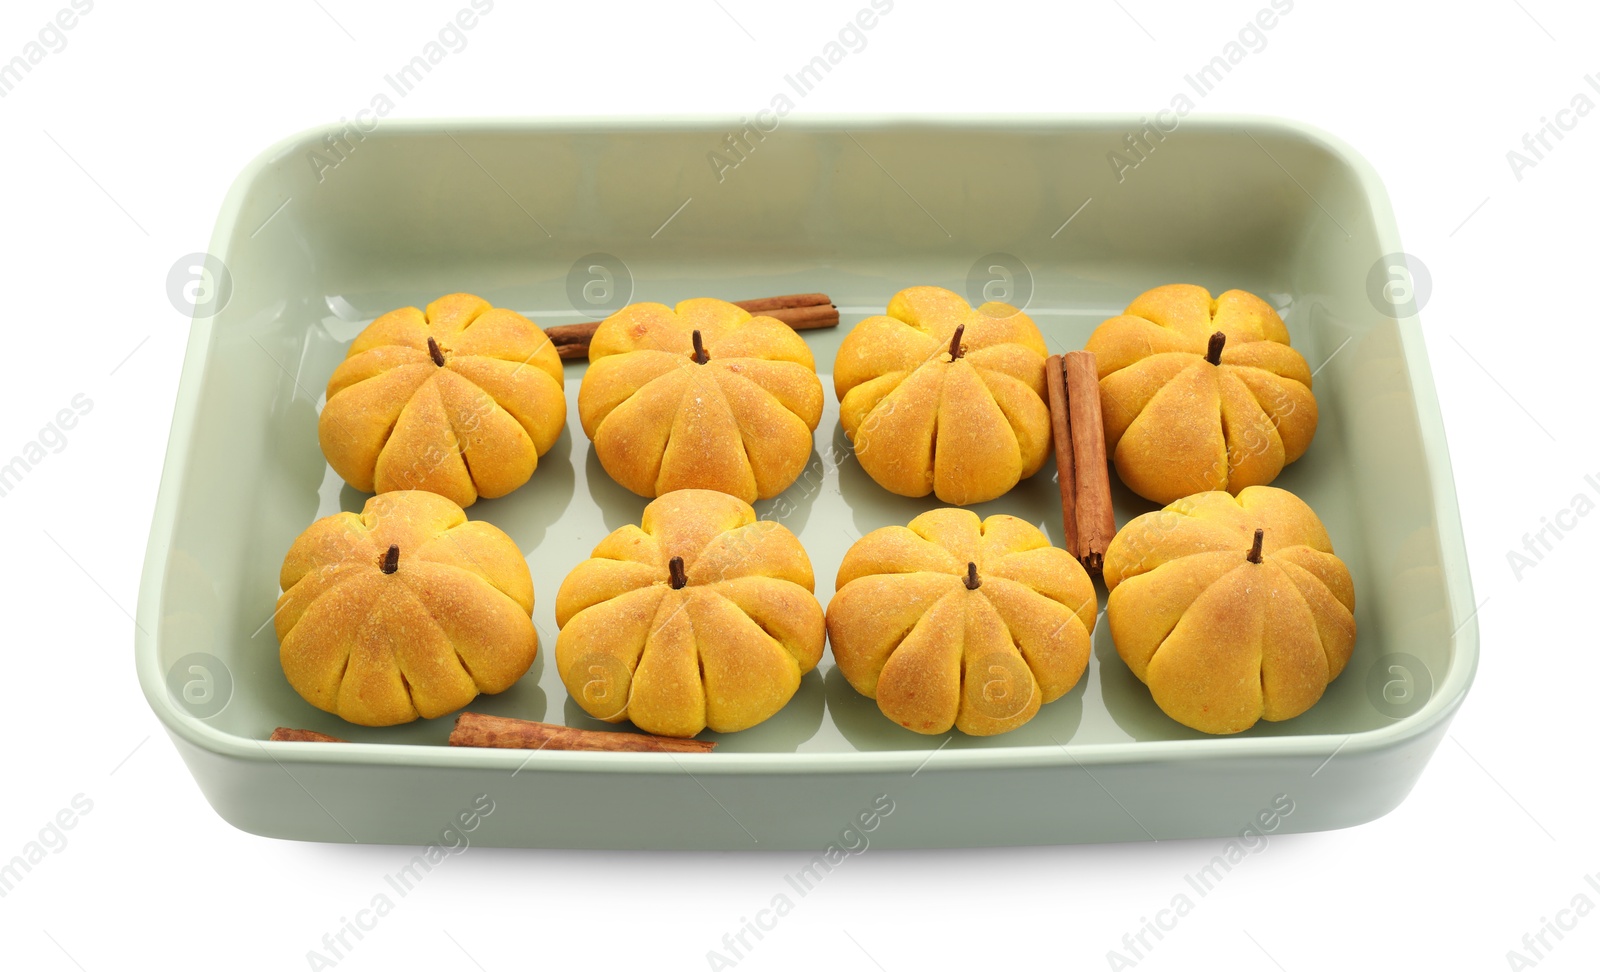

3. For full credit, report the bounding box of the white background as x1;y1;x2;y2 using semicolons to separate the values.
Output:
1;1;1594;970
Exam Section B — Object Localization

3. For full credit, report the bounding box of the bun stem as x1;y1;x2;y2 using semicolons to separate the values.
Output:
949;323;966;361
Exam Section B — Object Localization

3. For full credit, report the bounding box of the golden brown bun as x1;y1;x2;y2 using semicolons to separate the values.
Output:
833;286;1051;505
577;299;824;503
275;490;537;727
1084;284;1317;504
826;508;1097;736
319;293;566;508
554;489;823;737
1103;486;1355;734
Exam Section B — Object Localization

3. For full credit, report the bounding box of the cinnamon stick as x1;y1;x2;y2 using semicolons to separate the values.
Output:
733;292;830;314
545;293;838;360
1045;354;1079;558
759;302;839;330
270;727;346;743
1063;350;1116;576
546;320;600;348
448;712;716;753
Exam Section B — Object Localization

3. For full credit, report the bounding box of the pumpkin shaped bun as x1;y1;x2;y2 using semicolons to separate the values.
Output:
319;293;566;508
275;490;538;727
1085;284;1317;505
1103;486;1356;735
555;489;825;737
577;299;824;503
833;286;1052;505
827;509;1097;736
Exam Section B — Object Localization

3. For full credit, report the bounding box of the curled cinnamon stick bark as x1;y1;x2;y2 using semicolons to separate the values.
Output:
1063;351;1116;576
1045;354;1079;558
733;292;830;314
756;301;838;329
546;293;838;360
269;727;347;743
449;712;716;753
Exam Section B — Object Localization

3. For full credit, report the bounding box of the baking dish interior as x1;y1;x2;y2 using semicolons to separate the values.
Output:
151;119;1464;755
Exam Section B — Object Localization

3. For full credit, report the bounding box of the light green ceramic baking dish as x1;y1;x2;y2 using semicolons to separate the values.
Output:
136;116;1476;848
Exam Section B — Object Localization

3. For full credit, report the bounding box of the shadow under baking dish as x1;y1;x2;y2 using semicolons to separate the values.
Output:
138;117;1476;848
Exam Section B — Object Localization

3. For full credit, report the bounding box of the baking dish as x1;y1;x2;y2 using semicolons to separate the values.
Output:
137;116;1475;848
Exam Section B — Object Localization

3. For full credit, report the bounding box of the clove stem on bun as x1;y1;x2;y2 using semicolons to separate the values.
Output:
964;561;981;590
1205;331;1226;366
381;544;400;574
691;330;709;364
668;555;688;589
1247;528;1264;564
948;323;966;361
427;337;446;367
